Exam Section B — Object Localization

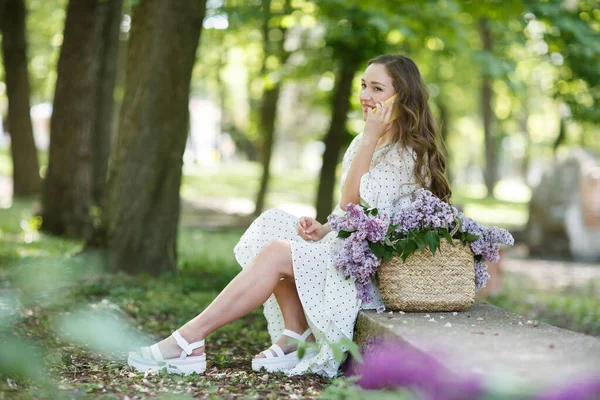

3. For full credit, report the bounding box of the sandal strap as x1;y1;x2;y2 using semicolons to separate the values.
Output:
268;344;285;358
172;330;205;357
150;344;164;362
300;328;312;341
261;350;274;359
282;328;312;343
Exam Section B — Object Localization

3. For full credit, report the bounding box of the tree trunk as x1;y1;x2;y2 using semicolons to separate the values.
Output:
93;0;123;206
41;0;103;238
253;83;281;215
106;0;205;275
479;17;498;197
315;58;360;222
0;0;41;197
253;0;291;216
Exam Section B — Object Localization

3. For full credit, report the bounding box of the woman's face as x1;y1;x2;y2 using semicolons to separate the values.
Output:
360;63;396;121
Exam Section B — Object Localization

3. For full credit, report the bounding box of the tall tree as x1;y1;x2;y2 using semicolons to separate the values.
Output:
106;0;206;274
315;57;360;222
93;0;123;206
253;0;292;215
41;0;122;238
0;0;41;197
479;17;499;197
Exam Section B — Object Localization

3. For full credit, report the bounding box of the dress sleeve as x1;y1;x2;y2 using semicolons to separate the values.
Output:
359;145;417;212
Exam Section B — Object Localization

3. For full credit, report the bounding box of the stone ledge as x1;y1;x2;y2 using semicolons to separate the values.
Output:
354;302;600;392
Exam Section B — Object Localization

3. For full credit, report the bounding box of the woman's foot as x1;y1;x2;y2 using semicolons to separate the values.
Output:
254;330;315;359
128;330;206;375
252;328;318;373
153;334;205;358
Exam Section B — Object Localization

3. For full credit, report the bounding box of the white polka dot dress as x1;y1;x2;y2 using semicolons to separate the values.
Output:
233;133;421;378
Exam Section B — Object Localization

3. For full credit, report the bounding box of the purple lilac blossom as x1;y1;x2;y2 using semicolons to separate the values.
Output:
329;195;514;300
392;189;457;234
327;213;350;233
474;260;490;291
328;203;389;302
456;212;484;237
351;340;484;400
470;226;514;264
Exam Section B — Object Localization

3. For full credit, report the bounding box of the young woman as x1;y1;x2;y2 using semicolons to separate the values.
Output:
127;54;451;378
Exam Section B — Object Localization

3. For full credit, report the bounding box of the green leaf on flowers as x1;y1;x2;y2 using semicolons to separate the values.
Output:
394;240;405;254
401;240;417;261
370;208;378;216
338;230;353;239
369;242;385;259
465;234;479;242
424;231;440;255
385;238;393;247
413;233;426;253
387;225;396;235
360;197;371;208
383;248;393;262
441;229;454;245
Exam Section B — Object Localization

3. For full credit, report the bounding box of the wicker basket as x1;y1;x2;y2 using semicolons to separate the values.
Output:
377;239;475;312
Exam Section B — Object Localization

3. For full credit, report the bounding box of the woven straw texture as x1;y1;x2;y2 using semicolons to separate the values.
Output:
377;239;475;312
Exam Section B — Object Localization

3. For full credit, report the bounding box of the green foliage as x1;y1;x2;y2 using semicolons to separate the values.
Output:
320;378;416;400
525;0;600;122
23;0;67;103
487;278;600;337
0;200;330;398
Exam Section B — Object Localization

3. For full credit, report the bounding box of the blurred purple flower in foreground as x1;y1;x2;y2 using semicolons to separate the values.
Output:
348;340;483;400
534;375;600;400
346;340;600;400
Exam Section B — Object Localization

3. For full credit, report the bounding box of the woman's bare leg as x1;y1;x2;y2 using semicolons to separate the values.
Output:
154;239;302;358
255;277;315;358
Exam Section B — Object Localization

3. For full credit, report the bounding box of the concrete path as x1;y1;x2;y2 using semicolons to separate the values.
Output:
355;303;600;394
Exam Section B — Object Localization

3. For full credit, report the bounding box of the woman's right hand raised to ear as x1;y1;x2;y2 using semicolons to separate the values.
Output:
297;217;330;241
363;99;395;146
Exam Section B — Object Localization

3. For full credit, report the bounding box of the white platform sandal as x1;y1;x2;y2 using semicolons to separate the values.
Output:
251;328;318;373
127;330;206;375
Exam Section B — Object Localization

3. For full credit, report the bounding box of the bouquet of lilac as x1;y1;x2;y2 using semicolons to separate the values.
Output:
327;189;514;302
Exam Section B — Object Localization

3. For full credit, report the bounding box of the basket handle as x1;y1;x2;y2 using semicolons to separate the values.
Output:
449;216;461;237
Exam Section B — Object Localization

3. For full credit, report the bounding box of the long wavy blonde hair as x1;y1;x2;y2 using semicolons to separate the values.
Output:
368;54;452;202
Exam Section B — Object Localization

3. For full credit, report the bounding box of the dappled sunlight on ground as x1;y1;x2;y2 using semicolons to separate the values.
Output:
0;175;12;208
503;246;600;291
494;179;532;203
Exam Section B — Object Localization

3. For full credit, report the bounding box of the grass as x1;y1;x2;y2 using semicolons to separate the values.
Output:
487;275;600;337
0;150;572;399
0;201;328;399
1;197;598;398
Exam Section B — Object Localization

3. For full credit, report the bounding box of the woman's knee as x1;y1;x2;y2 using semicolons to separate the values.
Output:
260;239;293;277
